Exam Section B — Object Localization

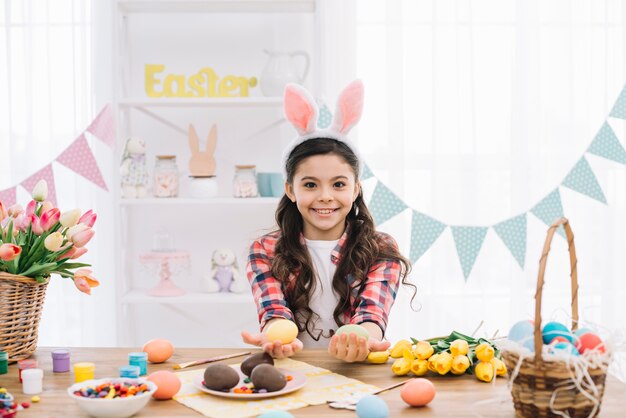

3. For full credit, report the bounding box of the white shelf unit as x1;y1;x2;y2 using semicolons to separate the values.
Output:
113;0;319;347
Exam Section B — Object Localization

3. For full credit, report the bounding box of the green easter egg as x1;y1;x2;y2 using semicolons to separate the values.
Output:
335;324;370;339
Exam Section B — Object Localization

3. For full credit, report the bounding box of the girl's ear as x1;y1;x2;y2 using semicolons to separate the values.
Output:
284;84;318;136
330;79;364;135
285;182;296;203
353;181;361;201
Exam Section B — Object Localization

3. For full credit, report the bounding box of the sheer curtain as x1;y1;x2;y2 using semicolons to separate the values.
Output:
0;0;115;346
330;0;626;374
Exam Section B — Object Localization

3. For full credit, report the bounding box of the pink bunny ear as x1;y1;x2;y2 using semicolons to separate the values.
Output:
331;79;364;135
284;84;318;136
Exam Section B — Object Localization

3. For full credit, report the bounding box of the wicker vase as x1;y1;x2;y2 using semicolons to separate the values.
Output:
0;272;49;362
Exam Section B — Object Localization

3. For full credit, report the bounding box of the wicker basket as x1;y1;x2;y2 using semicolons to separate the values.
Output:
0;272;49;362
501;218;609;418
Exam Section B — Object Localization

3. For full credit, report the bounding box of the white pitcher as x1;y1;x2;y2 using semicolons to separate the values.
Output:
260;49;310;96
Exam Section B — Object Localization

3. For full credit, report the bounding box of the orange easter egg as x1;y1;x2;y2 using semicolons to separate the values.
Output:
401;378;436;407
575;333;606;354
147;370;181;400
142;338;174;363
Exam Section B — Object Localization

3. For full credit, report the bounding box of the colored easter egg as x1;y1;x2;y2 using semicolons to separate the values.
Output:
573;327;593;337
265;320;298;344
508;320;535;345
335;324;370;339
147;370;181;400
575;333;605;354
257;412;295;418
400;378;436;407
142;338;174;363
549;341;580;357
542;322;574;344
356;394;389;418
522;338;535;353
552;336;569;344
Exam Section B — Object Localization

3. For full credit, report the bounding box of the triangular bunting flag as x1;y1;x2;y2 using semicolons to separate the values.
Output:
561;157;606;204
362;164;374;180
317;104;332;129
369;182;408;226
609;84;626;119
493;213;527;268
0;187;17;207
86;104;116;149
451;226;488;280
21;164;57;206
530;189;564;237
587;122;626;165
56;134;109;191
409;211;446;263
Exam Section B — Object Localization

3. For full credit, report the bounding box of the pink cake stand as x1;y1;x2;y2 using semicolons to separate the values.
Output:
139;251;189;297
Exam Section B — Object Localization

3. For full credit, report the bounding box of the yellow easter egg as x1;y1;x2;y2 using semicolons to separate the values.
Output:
265;320;298;344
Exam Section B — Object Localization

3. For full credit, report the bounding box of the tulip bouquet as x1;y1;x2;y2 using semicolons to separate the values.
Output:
0;180;99;294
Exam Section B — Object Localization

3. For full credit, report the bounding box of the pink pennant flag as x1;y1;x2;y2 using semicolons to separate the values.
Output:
0;187;17;207
56;134;109;191
21;164;57;206
86;104;116;149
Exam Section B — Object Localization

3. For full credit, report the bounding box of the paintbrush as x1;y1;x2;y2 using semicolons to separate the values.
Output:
173;351;252;370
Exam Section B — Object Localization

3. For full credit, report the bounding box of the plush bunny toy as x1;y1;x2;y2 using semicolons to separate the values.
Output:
120;137;149;198
203;248;248;293
282;79;364;178
188;124;217;177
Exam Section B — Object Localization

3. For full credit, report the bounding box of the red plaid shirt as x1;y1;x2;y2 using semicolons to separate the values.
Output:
246;229;403;335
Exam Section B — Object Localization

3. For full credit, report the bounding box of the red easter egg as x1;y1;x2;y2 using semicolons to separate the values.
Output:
575;333;605;354
400;378;436;407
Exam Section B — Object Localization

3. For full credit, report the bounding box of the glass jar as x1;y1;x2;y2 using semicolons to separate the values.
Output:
154;155;179;197
233;165;258;198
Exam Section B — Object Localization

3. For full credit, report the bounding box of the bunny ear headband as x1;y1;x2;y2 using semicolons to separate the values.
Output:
281;79;364;179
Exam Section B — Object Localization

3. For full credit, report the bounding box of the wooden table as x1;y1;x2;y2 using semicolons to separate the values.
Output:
4;347;625;417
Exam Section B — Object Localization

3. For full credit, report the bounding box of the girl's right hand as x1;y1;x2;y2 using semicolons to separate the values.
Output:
241;330;303;359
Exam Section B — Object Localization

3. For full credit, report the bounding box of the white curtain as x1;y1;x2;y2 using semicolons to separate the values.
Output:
333;0;626;377
0;0;115;347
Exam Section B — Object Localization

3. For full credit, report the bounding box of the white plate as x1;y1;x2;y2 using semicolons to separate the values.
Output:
193;366;306;400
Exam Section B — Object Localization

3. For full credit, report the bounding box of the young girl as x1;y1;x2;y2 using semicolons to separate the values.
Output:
242;80;415;362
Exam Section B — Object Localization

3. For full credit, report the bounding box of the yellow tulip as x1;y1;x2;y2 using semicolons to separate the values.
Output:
475;342;495;362
474;361;494;382
427;353;440;372
367;351;390;364
60;209;81;228
410;359;429;376
413;341;434;360
450;339;469;356
491;358;507;376
390;340;413;358
451;355;470;375
391;358;411;376
44;232;64;252
435;351;453;375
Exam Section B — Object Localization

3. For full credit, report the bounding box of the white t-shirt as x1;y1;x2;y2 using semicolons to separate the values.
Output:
298;238;340;349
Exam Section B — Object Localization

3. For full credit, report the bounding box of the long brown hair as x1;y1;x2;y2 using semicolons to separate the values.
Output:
272;138;415;340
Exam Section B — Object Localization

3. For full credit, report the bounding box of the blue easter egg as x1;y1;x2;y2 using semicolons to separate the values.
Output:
522;336;536;353
574;327;592;337
356;394;389;418
549;341;580;356
258;411;294;418
542;322;574;344
508;320;535;345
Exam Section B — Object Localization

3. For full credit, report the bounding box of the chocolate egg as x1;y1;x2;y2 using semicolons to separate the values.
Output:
241;352;274;377
250;364;287;392
203;364;240;391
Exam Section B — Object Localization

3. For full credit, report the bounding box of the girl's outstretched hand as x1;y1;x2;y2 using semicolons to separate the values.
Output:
328;333;391;363
241;330;303;359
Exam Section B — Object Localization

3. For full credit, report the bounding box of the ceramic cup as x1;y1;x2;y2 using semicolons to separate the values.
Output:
269;173;285;197
257;172;273;197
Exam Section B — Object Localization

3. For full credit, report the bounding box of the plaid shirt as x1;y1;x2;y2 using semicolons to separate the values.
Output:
246;229;403;335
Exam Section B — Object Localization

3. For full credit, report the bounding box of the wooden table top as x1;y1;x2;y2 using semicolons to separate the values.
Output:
4;347;625;417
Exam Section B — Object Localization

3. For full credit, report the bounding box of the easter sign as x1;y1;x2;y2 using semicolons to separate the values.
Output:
145;64;258;98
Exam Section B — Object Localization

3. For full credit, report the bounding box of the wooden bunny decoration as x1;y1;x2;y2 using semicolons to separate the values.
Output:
188;124;217;176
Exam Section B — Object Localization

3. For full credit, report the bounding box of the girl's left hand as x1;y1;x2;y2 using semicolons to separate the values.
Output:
328;333;391;363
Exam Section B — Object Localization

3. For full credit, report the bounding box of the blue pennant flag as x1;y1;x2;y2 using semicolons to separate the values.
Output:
609;84;626;119
369;182;408;226
409;211;447;263
317;104;332;129
492;214;527;268
451;226;488;280
587;122;626;165
362;164;374;180
530;189;565;237
562;157;607;204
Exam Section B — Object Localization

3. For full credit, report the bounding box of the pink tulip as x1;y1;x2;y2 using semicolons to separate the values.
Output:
14;214;31;232
40;208;60;231
71;247;88;259
30;214;43;235
0;201;6;222
7;204;24;218
73;269;99;295
0;243;22;261
78;210;97;228
57;246;76;260
71;228;94;248
25;200;37;217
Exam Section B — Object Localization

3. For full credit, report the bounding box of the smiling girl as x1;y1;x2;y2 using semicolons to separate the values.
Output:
242;80;415;362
